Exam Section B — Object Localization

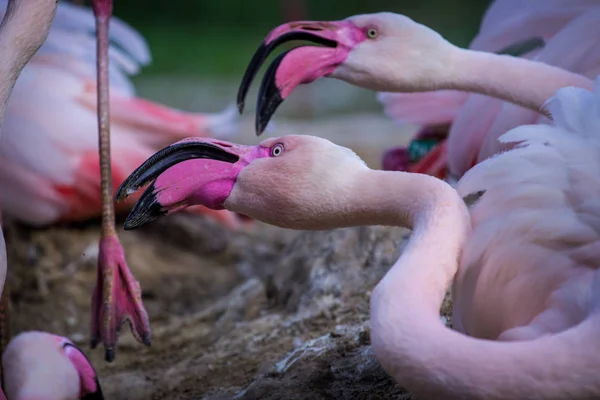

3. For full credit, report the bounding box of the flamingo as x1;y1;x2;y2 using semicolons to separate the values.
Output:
234;8;600;180
380;0;600;181
0;0;245;229
0;0;247;361
0;0;59;360
0;1;102;399
115;75;600;398
1;331;103;400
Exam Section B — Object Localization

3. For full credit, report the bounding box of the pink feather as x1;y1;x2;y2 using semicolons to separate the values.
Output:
380;0;600;180
452;8;600;177
0;1;245;228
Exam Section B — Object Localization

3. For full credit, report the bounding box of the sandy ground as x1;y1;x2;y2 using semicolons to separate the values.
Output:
4;114;456;399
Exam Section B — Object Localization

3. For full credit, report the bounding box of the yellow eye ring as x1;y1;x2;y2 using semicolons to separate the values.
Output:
367;28;378;39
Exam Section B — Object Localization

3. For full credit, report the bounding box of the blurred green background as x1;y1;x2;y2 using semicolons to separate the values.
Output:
111;0;493;78
76;0;494;116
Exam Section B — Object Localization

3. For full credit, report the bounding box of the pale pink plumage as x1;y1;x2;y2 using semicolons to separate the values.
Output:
0;2;103;399
223;10;600;397
2;332;102;400
378;0;600;180
0;0;245;229
119;77;600;398
450;6;600;179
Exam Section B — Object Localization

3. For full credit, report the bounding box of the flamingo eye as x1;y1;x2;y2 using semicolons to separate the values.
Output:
271;143;284;157
367;28;378;39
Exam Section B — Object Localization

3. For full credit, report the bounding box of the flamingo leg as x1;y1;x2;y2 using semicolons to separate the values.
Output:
90;0;150;362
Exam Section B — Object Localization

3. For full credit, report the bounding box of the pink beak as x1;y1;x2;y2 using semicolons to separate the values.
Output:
61;340;105;400
236;18;546;136
116;138;270;229
236;19;365;135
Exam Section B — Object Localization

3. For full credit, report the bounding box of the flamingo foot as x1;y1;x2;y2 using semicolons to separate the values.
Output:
90;234;150;362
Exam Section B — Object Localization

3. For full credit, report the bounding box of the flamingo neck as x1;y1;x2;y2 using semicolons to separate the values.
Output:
363;171;600;399
352;169;470;323
447;48;594;113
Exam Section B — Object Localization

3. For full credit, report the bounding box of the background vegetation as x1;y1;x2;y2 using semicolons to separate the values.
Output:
110;0;494;78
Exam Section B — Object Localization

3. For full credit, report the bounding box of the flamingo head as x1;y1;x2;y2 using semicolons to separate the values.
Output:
237;12;456;134
2;331;103;400
116;135;369;230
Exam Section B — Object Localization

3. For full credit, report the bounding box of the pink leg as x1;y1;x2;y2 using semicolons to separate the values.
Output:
91;235;149;361
90;0;150;362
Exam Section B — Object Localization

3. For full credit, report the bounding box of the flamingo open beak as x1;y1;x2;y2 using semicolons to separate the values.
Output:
116;138;270;230
236;20;366;135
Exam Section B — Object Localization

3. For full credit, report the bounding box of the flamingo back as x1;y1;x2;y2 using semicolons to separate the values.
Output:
453;77;600;340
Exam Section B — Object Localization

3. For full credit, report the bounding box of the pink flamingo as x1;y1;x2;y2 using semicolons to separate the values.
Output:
1;331;103;400
115;76;600;398
235;15;591;134
0;1;102;399
0;0;245;229
235;5;599;180
380;0;599;179
378;0;596;127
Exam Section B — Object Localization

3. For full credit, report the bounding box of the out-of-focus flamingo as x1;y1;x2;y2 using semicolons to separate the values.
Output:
0;0;59;364
0;0;244;229
117;77;600;398
0;1;102;399
2;331;103;400
378;0;600;180
5;0;246;362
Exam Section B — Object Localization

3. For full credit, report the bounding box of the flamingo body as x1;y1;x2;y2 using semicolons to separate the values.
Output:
379;0;600;180
0;0;243;229
0;3;103;400
117;78;600;398
2;331;103;400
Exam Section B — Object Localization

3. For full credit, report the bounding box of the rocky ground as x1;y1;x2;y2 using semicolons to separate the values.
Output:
5;114;454;399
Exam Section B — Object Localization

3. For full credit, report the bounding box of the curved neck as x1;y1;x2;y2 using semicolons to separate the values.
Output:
444;48;594;114
350;169;470;318
361;171;600;399
0;0;57;122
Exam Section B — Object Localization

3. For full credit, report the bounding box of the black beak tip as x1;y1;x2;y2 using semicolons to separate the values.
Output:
123;212;159;231
123;185;167;230
254;48;289;137
255;121;267;136
114;185;129;203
